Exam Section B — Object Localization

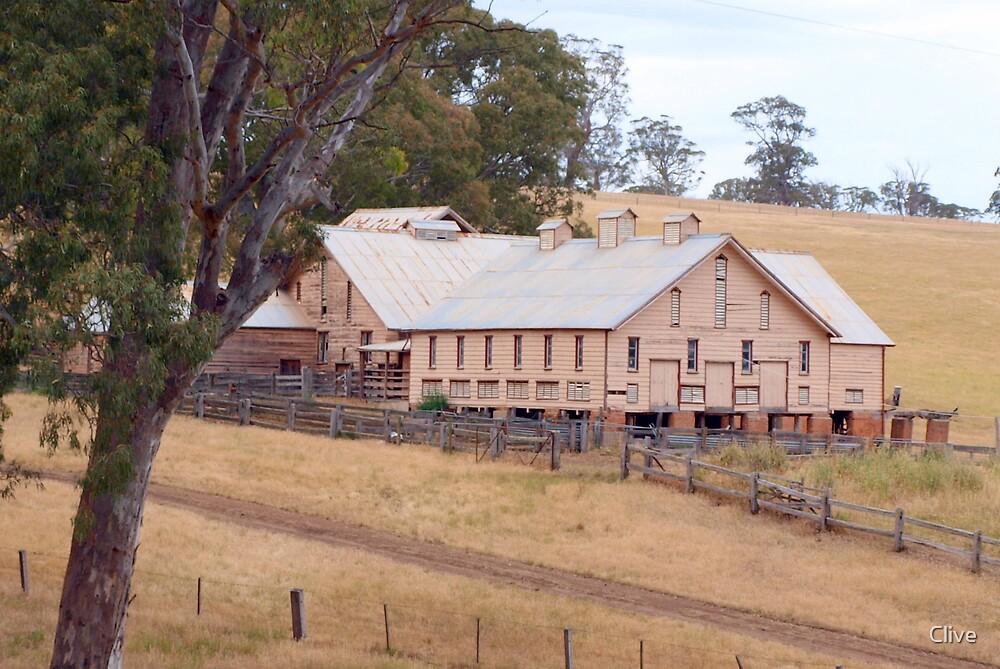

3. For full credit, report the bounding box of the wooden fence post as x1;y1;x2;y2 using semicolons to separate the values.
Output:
685;458;694;494
329;407;342;438
972;530;982;573
820;493;831;532
383;410;391;441
639;639;645;669
893;508;905;552
396;415;404;445
197;577;202;615
489;425;499;459
383;603;391;652
290;589;306;641
287;402;296;431
994;417;1000;457
551;432;561;471
699;425;708;455
619;443;630;479
448;422;455;452
476;617;481;664
302;367;313;399
563;628;573;669
439;423;447;450
18;549;29;595
269;373;276;395
195;393;205;419
749;473;760;514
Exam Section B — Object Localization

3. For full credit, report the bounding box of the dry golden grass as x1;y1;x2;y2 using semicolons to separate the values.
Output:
580;192;1000;445
0;481;866;669
3;393;999;664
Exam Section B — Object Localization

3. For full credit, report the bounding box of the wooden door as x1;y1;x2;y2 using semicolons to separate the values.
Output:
759;361;788;410
649;360;679;408
705;362;734;410
279;359;302;375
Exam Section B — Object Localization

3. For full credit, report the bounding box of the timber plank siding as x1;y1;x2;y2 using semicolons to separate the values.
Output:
607;247;831;414
206;328;316;374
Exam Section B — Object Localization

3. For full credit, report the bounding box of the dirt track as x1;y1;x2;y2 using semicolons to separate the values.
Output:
42;471;998;668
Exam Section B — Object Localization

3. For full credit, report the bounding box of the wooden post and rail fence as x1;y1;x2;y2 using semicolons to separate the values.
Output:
621;439;1000;574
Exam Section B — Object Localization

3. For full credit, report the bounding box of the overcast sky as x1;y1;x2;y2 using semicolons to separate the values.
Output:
473;0;999;212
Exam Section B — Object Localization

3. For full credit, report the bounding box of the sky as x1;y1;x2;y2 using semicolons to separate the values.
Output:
473;0;999;212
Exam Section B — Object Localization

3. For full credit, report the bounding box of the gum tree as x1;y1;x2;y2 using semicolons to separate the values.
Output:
0;1;468;666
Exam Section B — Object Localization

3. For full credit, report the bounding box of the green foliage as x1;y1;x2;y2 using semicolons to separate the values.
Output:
418;393;449;412
805;449;984;501
716;441;787;473
626;116;704;196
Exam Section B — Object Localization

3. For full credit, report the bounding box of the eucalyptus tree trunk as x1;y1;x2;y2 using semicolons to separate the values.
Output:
49;389;184;669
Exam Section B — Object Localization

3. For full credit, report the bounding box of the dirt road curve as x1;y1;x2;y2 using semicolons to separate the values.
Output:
43;471;996;668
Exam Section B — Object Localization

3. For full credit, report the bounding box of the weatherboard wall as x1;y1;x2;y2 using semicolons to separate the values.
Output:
829;344;884;412
408;329;606;413
294;253;397;369
608;246;832;414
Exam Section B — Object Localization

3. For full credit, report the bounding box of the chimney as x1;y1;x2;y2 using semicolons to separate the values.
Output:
536;218;573;250
596;208;638;248
662;212;701;245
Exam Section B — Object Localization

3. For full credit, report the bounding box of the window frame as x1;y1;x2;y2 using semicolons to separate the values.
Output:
759;291;770;330
687;338;699;373
741;340;753;374
543;334;553;370
513;334;523;369
627;337;640;372
428;335;437;369
670;288;681;327
799;341;810;375
714;255;727;328
574;335;584;370
484;335;493;370
456;335;465;369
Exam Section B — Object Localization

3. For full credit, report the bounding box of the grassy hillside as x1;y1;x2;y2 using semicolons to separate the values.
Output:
579;192;1000;444
3;393;997;665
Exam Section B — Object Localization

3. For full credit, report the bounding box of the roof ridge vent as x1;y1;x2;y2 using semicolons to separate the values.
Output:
662;212;700;245
596;208;637;248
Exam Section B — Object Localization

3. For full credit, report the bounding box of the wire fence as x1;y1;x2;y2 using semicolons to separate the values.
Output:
2;544;852;668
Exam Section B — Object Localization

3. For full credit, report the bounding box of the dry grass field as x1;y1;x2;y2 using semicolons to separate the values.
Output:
579;192;1000;445
3;393;999;665
3;482;864;668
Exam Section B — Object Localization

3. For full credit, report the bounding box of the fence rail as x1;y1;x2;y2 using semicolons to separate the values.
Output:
621;441;1000;574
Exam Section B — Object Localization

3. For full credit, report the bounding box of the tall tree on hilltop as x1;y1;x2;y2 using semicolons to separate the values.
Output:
625;116;705;196
561;36;630;192
0;1;471;666
729;95;817;206
880;162;980;220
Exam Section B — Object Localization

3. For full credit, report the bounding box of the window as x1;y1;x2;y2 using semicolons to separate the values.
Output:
715;255;727;328
687;338;698;372
626;383;639;404
450;380;470;398
478;380;500;399
507;380;528;399
680;385;705;404
798;386;810;405
456;336;465;369
345;280;353;322
741;340;753;374
295;281;302;302
317;332;329;363
360;331;372;364
574;335;584;370
627;337;640;372
670;289;681;327
845;389;864;404
759;291;770;330
735;387;759;405
799;341;810;375
320;258;328;318
536;381;559;400
428;335;437;369
567;382;591;401
513;335;522;368
422;380;443;398
543;335;553;369
484;335;493;369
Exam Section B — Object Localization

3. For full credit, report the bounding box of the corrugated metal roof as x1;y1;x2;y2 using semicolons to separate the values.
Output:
339;206;475;232
750;250;893;346
662;212;700;223
410;219;460;231
243;289;314;329
321;227;515;330
407;235;731;331
596;208;636;219
536;218;571;231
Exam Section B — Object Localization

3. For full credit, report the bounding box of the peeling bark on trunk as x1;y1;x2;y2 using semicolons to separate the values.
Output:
49;402;175;669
